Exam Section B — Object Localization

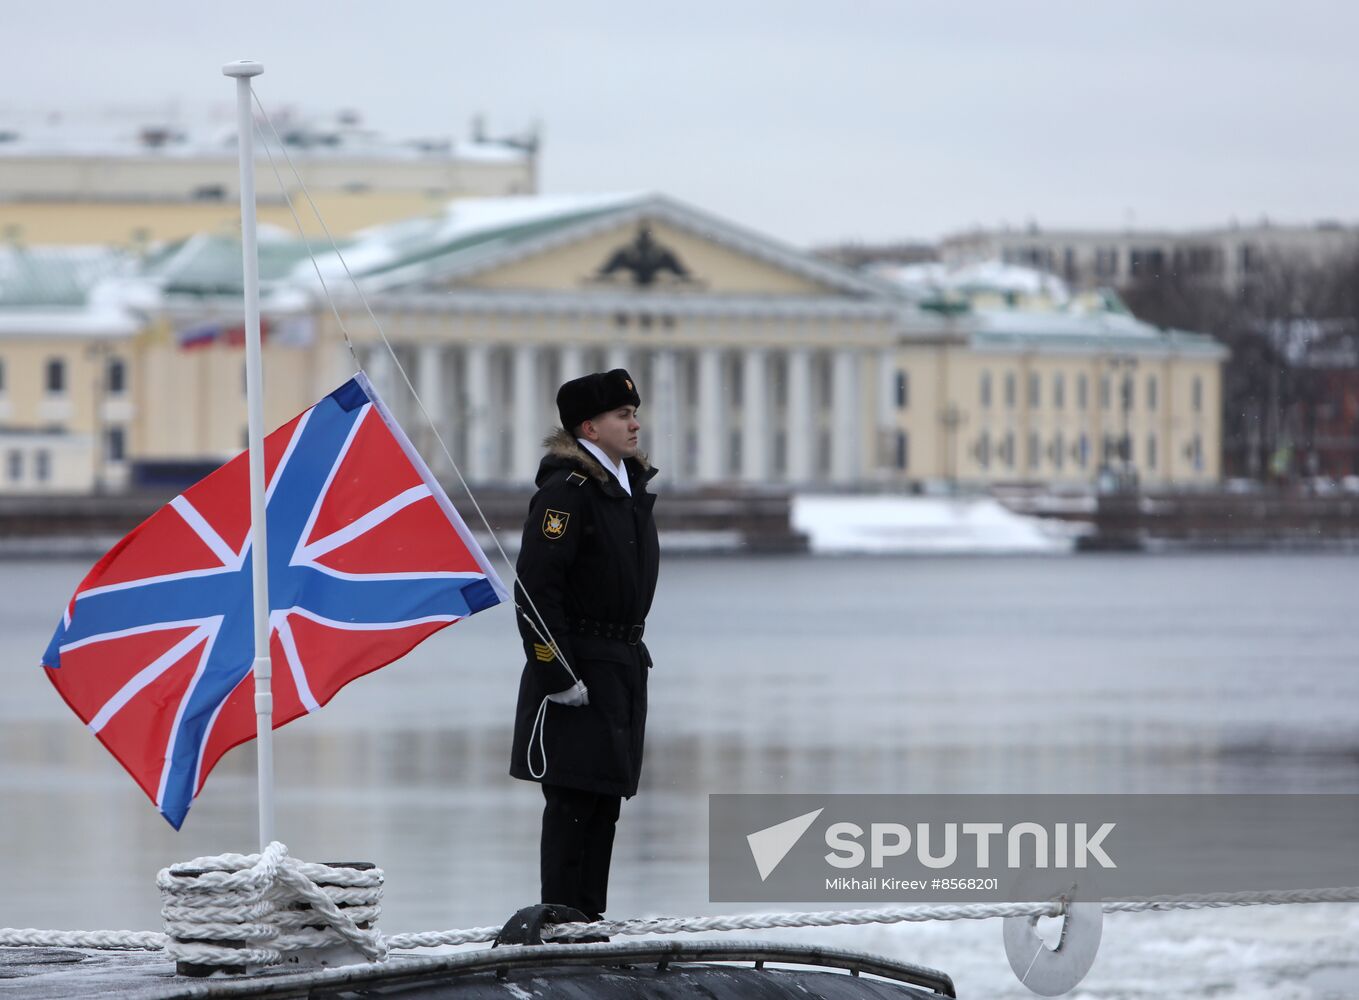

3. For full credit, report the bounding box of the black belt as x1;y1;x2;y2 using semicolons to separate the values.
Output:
571;617;645;645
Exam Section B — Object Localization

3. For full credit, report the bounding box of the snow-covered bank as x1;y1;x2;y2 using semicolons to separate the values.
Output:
792;494;1081;555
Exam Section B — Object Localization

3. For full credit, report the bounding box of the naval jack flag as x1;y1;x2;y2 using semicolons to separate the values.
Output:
40;374;507;828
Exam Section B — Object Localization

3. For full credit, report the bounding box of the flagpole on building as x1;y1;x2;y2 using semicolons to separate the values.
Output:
223;59;275;850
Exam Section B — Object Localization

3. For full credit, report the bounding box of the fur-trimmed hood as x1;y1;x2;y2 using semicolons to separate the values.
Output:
537;427;653;488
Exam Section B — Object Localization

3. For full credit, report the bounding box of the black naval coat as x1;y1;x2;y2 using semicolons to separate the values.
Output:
509;429;660;798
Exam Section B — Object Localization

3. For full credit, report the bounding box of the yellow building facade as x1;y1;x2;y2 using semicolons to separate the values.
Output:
0;115;537;247
0;194;1226;494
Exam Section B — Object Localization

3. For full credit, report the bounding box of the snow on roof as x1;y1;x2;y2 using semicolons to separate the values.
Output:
0;246;133;307
875;260;1070;302
0;306;140;337
298;191;648;285
0;111;531;164
874;258;1223;350
449;141;532;164
972;304;1155;339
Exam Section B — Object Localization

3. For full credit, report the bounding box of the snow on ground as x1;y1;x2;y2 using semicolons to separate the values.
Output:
792;494;1080;555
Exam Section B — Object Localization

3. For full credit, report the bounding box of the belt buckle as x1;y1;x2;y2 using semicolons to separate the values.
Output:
626;624;643;645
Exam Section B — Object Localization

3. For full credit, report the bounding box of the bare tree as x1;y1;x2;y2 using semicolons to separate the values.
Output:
1122;253;1359;480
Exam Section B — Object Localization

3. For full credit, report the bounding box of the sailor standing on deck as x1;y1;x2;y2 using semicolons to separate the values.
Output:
510;369;660;923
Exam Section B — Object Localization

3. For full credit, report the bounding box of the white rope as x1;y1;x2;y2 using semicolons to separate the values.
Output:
154;841;386;967
247;89;578;694
1102;885;1359;912
0;928;167;951
527;694;551;780
3;879;1358;956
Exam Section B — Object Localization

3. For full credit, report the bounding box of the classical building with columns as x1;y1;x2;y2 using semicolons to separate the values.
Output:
0;193;1227;493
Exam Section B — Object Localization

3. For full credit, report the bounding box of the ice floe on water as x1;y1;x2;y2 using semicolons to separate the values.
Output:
792;494;1081;555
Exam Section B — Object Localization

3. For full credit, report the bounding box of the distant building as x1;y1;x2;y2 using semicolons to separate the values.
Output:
0;109;539;247
0;194;1227;494
0;246;140;492
813;240;938;270
939;222;1359;295
873;262;1226;488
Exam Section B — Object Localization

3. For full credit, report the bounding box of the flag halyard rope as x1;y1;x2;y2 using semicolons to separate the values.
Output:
248;88;578;690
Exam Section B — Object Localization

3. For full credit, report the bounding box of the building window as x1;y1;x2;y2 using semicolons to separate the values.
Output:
1003;431;1015;468
1147;434;1157;470
895;431;908;470
0;358;6;393
1076;434;1089;468
895;370;909;409
107;357;127;395
1004;372;1016;408
1100;375;1111;409
1094;248;1119;278
1027;431;1040;470
773;431;787;475
35;449;50;483
1053;432;1065;471
1146;374;1157;411
6;450;21;482
1077;373;1087;409
45;358;66;395
1053;373;1065;409
1121;375;1135;412
1129;249;1164;278
1028;372;1041;409
106;426;126;463
977;432;990;470
980;371;992;408
1192;376;1203;413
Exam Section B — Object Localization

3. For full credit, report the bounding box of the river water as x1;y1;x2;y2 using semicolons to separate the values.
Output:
2;552;1357;997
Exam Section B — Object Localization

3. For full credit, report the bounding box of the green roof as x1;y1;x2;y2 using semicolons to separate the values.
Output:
154;234;333;298
0;247;130;307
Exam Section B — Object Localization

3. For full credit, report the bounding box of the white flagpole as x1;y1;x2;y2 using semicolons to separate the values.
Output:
223;59;275;850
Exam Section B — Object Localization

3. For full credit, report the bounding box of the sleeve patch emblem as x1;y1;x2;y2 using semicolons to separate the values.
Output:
542;509;571;539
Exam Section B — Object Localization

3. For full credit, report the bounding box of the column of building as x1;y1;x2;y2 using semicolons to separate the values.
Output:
830;344;859;484
740;346;768;482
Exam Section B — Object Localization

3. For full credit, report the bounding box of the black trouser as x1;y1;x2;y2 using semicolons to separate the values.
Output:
540;783;622;919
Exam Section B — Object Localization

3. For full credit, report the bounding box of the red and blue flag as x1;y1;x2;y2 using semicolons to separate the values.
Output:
40;374;507;828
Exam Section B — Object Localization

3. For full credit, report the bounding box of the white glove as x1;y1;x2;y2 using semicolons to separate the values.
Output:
547;680;589;707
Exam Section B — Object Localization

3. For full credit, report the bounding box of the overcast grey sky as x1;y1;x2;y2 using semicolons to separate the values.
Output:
6;1;1358;246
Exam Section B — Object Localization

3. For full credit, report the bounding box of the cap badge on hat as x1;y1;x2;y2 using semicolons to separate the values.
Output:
625;379;633;391
543;509;571;540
